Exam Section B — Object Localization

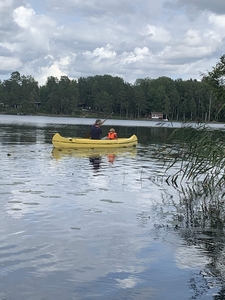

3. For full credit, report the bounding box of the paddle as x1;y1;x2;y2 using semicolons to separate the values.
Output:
100;111;114;124
85;112;114;138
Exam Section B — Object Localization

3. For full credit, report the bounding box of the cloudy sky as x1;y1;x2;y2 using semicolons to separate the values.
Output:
0;0;225;85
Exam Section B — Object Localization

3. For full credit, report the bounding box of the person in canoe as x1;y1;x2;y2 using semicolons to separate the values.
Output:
107;128;118;140
90;119;103;139
89;113;114;139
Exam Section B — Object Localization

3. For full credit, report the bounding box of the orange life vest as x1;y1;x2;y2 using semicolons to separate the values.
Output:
108;132;117;139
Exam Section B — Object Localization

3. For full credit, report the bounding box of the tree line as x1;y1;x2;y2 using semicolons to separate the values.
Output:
0;55;225;121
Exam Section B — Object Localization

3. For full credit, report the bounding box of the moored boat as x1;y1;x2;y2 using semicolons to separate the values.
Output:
52;133;138;149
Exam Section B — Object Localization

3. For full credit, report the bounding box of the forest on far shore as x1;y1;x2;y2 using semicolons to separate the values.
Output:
1;55;225;122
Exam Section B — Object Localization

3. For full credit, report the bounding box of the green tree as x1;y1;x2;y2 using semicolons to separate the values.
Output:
94;91;113;114
133;85;147;118
20;75;39;114
162;95;170;118
3;71;22;109
44;76;60;114
157;54;225;194
202;55;225;121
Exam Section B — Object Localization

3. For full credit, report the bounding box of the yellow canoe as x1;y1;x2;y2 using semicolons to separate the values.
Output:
52;133;138;149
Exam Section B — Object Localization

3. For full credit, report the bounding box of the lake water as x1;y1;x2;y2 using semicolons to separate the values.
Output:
0;115;225;300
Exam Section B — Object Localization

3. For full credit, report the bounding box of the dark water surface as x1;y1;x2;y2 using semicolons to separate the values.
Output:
1;115;225;300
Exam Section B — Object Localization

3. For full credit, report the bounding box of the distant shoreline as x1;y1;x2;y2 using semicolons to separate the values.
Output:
0;112;222;124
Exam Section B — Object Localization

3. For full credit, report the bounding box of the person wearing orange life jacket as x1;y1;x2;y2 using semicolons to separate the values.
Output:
107;128;118;140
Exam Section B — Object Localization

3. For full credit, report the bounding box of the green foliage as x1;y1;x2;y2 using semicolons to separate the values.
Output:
159;125;225;192
1;53;225;120
202;54;225;120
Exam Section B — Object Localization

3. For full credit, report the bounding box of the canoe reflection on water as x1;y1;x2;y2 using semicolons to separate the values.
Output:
51;147;137;170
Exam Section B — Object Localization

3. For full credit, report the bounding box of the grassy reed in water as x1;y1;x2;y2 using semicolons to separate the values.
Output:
158;125;225;193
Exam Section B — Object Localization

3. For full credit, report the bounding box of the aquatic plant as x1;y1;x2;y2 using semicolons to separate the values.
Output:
158;124;225;194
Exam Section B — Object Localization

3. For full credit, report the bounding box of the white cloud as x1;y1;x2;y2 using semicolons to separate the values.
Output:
175;245;210;269
0;0;14;11
0;56;22;70
84;44;116;62
13;5;35;28
122;47;151;64
144;25;171;43
208;13;225;28
0;0;225;85
26;55;71;85
116;276;139;289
